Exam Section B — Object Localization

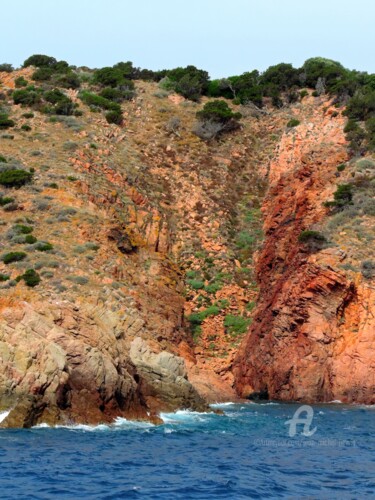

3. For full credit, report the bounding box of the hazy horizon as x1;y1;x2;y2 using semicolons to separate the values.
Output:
2;0;374;78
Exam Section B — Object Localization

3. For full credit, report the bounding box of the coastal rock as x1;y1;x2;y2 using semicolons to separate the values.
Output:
234;102;375;404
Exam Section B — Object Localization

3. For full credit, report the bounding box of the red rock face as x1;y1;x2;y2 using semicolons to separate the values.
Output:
233;100;375;404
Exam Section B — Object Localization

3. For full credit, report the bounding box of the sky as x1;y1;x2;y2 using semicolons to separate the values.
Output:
2;0;374;78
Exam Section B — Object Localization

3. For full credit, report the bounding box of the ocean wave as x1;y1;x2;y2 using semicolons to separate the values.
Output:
210;402;238;408
160;409;216;424
0;410;10;424
33;418;157;432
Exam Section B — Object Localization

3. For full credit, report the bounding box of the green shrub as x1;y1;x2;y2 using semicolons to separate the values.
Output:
196;100;241;124
166;65;209;101
34;241;53;252
13;88;42;106
0;169;33;187
21;124;31;131
93;67;126;87
25;234;37;244
99;85;134;102
337;164;346;172
205;282;222;294
287;118;300;128
0;63;14;72
32;67;54;81
187;279;205;290
105;110;123;125
300;90;309;99
187;305;221;327
2;251;27;264
20;269;41;287
224;314;250;335
23;54;58;68
0;155;7;162
15;76;28;88
325;184;354;208
0;196;14;206
0;113;15;129
79;91;120;111
0;273;10;281
53;71;81;89
14;224;33;234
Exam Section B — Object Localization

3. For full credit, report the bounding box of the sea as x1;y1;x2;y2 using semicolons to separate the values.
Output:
0;402;374;499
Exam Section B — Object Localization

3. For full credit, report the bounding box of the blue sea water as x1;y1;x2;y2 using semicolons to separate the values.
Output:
0;402;374;499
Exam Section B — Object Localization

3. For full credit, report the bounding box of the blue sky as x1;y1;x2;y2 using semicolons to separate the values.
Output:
2;0;374;78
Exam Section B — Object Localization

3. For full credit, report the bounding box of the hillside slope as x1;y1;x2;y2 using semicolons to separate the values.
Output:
0;67;374;427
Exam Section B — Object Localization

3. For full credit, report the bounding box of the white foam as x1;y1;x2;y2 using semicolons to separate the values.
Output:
55;423;110;432
32;417;156;432
329;400;343;404
160;409;213;424
210;402;237;408
0;410;10;424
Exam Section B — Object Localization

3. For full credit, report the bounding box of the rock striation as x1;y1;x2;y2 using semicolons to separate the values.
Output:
234;100;375;404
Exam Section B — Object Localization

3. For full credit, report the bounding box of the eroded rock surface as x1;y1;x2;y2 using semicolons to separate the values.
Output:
234;101;375;404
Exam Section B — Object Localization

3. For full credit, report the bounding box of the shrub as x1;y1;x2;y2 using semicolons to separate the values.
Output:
20;269;41;287
224;315;250;335
99;85;134;102
21;124;31;131
167;65;209;101
0;169;33;187
53;71;81;89
165;116;181;136
0;273;10;281
300;90;309;99
93;67;126;87
187;305;221;331
194;100;241;140
0;155;7;162
34;241;53;252
23;54;58;68
32;67;54;81
187;279;205;290
337;164;346;172
105;110;123;125
361;260;375;279
25;234;37;244
15;76;28;88
2;251;27;264
330;184;354;208
14;224;33;234
287;118;300;128
0;63;14;72
79;91;121;112
13;88;42;106
66;275;89;285
0;196;14;206
197;100;241;124
22;112;34;118
0;113;15;129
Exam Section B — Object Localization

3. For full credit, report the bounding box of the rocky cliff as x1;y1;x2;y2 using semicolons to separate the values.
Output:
234;97;375;404
0;69;374;428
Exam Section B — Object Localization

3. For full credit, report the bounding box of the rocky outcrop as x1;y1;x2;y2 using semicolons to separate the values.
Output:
0;301;207;428
234;99;375;404
129;337;206;411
